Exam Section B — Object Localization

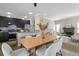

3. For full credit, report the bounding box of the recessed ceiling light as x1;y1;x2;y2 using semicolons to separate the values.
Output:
22;18;25;19
28;12;33;14
7;12;12;14
24;16;27;18
7;15;11;18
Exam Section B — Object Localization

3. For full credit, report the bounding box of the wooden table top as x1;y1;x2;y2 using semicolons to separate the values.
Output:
19;34;57;50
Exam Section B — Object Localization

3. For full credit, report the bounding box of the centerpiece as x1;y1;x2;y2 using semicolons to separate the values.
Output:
38;16;48;39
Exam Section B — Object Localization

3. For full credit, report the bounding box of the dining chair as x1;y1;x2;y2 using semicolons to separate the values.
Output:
25;35;32;38
1;43;29;56
54;36;63;55
46;36;60;48
36;36;63;56
36;40;59;56
36;34;41;37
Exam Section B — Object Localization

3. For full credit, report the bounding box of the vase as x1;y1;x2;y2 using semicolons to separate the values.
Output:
38;22;48;39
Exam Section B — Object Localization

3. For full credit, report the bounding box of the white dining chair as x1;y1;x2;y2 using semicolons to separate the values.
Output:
1;43;29;56
36;40;58;56
46;36;61;48
54;36;63;55
36;36;63;56
25;35;32;38
36;34;41;36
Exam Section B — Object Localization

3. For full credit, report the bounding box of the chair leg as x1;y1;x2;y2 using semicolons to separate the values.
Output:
60;50;62;56
56;50;62;56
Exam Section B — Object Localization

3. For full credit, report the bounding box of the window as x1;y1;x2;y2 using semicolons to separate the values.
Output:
77;22;79;33
56;24;60;33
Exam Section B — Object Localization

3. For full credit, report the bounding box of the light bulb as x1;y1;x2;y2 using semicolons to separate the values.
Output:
28;12;33;14
7;12;12;14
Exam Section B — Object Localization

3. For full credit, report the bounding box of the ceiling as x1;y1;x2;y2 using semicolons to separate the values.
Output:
0;3;79;20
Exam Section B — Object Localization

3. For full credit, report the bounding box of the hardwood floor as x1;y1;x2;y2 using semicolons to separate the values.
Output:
62;43;79;53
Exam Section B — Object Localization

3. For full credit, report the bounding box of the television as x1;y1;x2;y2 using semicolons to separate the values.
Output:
63;27;75;37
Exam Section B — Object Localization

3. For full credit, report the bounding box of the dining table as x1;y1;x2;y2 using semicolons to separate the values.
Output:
18;33;58;55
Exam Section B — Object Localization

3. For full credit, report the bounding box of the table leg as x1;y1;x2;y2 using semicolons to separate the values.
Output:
29;48;36;56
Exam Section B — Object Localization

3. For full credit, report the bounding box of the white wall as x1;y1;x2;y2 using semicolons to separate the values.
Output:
55;16;79;33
